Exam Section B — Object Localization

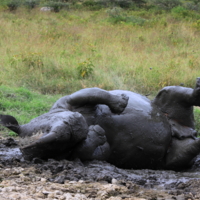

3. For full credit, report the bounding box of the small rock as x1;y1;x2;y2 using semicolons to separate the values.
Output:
8;193;22;199
48;193;55;198
40;7;52;12
69;181;77;184
54;190;63;195
35;192;45;198
111;178;118;185
32;158;44;164
74;193;87;199
63;193;73;198
41;178;46;182
42;190;51;195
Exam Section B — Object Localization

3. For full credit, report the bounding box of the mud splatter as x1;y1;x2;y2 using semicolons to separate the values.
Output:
0;137;200;199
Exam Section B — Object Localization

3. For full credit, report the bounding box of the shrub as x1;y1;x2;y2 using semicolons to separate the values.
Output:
24;0;40;9
151;0;182;10
83;0;146;9
77;58;95;78
44;1;70;12
192;19;200;29
6;0;21;11
107;7;146;25
112;0;146;8
82;0;105;10
171;6;190;19
11;52;44;69
184;1;200;12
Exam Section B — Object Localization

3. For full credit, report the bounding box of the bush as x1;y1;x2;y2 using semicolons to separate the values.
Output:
83;0;146;9
82;0;105;10
107;7;146;25
151;0;182;10
44;1;70;12
171;6;190;19
24;0;40;9
184;1;200;12
77;58;95;78
112;0;146;8
6;0;21;11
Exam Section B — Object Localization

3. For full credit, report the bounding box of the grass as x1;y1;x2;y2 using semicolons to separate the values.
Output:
0;85;60;136
0;8;200;95
0;6;200;136
194;107;200;135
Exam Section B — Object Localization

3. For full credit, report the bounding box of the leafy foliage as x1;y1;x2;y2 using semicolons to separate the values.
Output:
151;0;182;10
6;0;21;11
24;0;40;9
107;7;146;25
11;52;44;69
77;58;95;78
184;1;200;11
82;0;147;10
44;1;70;12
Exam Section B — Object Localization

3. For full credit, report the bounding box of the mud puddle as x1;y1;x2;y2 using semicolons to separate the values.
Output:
1;138;200;199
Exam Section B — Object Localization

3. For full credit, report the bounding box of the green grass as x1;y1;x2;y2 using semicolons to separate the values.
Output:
1;7;200;136
0;85;60;136
194;107;200;136
0;8;200;95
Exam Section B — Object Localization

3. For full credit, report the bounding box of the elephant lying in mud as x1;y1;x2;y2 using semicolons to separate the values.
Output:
1;78;200;171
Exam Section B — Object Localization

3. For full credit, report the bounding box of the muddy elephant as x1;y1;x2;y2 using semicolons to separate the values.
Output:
1;78;200;170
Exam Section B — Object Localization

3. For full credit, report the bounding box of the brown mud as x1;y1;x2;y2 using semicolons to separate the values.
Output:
1;137;200;200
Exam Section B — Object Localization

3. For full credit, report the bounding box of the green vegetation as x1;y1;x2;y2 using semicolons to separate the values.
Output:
0;0;200;135
194;108;200;135
0;86;60;136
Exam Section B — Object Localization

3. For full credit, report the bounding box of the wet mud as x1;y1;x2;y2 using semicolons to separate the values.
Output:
1;138;200;200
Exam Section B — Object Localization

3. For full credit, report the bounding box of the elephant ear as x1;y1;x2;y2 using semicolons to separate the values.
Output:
169;119;197;139
165;138;200;170
0;114;20;134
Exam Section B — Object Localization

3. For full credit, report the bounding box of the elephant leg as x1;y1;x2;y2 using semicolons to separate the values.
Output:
73;125;110;161
165;137;200;170
19;111;89;160
51;88;129;114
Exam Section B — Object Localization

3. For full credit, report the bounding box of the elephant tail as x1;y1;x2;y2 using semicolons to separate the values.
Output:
165;137;200;170
0;114;20;134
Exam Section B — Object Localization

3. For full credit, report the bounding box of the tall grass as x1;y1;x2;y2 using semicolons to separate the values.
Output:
0;7;200;96
1;7;200;136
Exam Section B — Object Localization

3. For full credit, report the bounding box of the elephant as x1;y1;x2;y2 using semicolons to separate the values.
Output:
1;78;200;171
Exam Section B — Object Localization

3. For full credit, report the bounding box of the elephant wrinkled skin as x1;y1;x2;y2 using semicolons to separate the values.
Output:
1;78;200;171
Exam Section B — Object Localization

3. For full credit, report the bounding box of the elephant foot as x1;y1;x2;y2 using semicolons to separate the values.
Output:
165;137;200;170
109;93;129;114
74;125;110;161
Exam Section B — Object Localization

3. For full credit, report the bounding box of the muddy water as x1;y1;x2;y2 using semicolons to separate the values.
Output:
1;138;200;199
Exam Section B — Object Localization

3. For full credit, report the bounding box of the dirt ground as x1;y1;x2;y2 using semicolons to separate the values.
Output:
1;137;200;200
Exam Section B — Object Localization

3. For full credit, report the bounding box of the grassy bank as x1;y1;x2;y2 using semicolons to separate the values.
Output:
1;7;200;135
0;8;200;95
